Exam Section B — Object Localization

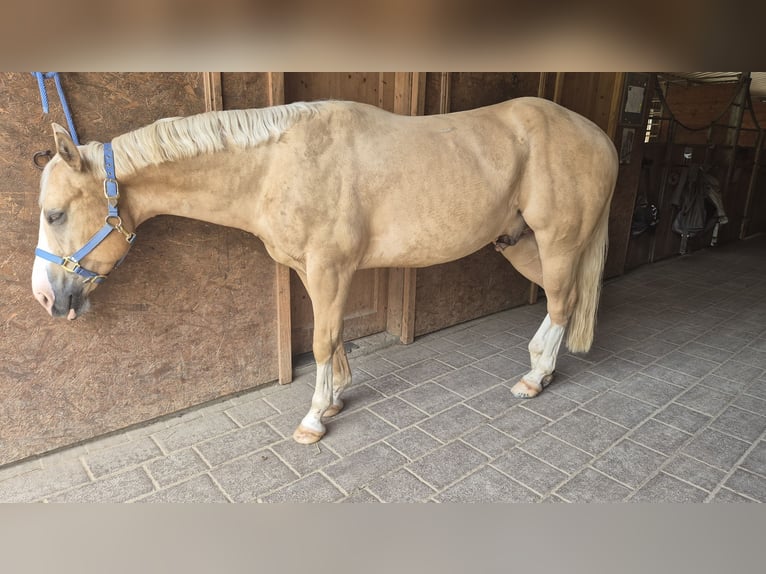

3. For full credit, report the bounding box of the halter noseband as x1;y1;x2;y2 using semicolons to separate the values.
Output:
35;143;136;284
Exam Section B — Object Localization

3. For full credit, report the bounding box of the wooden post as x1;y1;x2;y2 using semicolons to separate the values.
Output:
386;72;425;344
553;72;565;103
202;73;223;112
267;72;293;384
607;72;626;141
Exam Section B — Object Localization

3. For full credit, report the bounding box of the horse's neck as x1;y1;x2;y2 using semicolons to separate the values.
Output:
123;154;262;234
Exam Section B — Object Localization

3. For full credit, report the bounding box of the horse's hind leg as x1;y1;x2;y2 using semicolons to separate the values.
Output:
293;261;354;444
500;233;550;376
510;244;579;398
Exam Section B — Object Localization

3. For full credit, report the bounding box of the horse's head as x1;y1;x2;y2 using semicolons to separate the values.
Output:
32;124;136;320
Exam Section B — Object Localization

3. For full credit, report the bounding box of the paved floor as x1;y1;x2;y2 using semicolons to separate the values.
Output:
2;237;766;503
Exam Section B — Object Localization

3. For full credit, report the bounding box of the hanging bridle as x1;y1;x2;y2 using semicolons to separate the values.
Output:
34;143;136;284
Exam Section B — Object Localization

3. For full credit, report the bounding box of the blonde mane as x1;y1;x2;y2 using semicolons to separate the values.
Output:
80;101;322;177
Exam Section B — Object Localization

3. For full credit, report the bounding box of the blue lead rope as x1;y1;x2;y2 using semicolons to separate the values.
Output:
33;72;80;145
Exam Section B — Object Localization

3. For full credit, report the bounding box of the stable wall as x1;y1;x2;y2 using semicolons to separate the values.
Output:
0;73;281;466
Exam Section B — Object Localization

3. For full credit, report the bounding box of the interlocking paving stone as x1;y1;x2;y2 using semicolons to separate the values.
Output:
592;440;666;488
436;466;539;503
367;396;428;429
260;472;345;503
398;382;462;415
49;468;155;503
519;433;592;474
385;428;442;461
518;392;579;421
324;442;408;493
641;364;700;388
629;419;692;455
587;356;643;383
320;409;397;457
697;374;749;396
417;404;489;442
472;354;528;381
548;381;600;405
271;439;339;476
740;441;766;476
353;354;401;379
395;359;454;385
261;380;315;413
491;406;550;441
211;449;298;502
434;366;504;398
492;448;568;495
225;398;279;427
732;347;766;370
407;441;489;490
153;413;239;453
340;488;381;503
333;383;386;413
662;454;726;492
546;409;628;456
682;429;751;470
710;406;766;442
733;392;766;415
710;488;756;503
616;373;685;406
137;474;228;503
654;403;711;434
675;384;732;417
655;351;721;379
630;473;708;502
367;468;436;502
680;341;736;364
0;459;90;503
556;468;631;502
365;373;413;397
582;391;656;428
461;425;518;458
465;385;519;418
385;343;444;368
712;359;763;383
145;448;209;487
195;422;283;467
435;351;476;369
570;371;622;392
723;469;766;502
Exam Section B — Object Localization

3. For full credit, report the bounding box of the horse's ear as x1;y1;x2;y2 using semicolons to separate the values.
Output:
52;123;82;171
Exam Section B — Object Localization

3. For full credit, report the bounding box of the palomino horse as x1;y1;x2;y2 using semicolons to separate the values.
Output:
32;97;618;444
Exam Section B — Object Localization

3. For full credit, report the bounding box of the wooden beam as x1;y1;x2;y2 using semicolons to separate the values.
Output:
267;72;293;383
607;72;626;141
267;72;284;107
553;72;565;103
386;72;424;344
202;72;222;112
439;72;451;114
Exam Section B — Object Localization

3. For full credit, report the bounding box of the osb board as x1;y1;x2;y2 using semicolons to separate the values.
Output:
0;73;279;466
220;73;271;110
414;245;531;337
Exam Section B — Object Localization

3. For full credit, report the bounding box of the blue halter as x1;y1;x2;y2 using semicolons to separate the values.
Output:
35;143;136;284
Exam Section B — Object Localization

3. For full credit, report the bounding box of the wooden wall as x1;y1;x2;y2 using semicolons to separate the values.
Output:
0;72;280;466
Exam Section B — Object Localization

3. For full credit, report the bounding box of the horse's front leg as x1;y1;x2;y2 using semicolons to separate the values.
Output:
292;262;354;444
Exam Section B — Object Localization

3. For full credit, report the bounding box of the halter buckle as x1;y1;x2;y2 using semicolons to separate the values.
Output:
103;178;120;204
60;256;82;274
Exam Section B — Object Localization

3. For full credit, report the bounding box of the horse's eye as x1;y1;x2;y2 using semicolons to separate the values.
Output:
46;210;66;225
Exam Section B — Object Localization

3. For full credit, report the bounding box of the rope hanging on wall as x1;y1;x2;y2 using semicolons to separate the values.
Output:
32;72;80;145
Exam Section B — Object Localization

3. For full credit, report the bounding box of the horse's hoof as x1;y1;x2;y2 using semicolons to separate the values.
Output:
510;379;543;399
542;373;555;387
323;400;344;418
292;425;325;444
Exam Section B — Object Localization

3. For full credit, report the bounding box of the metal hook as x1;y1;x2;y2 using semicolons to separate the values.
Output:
33;150;53;170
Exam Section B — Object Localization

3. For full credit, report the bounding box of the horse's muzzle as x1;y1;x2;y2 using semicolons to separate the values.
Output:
33;263;91;320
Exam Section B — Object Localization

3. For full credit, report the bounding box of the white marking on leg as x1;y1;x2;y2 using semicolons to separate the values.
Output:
299;362;333;434
528;314;552;370
523;322;566;390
